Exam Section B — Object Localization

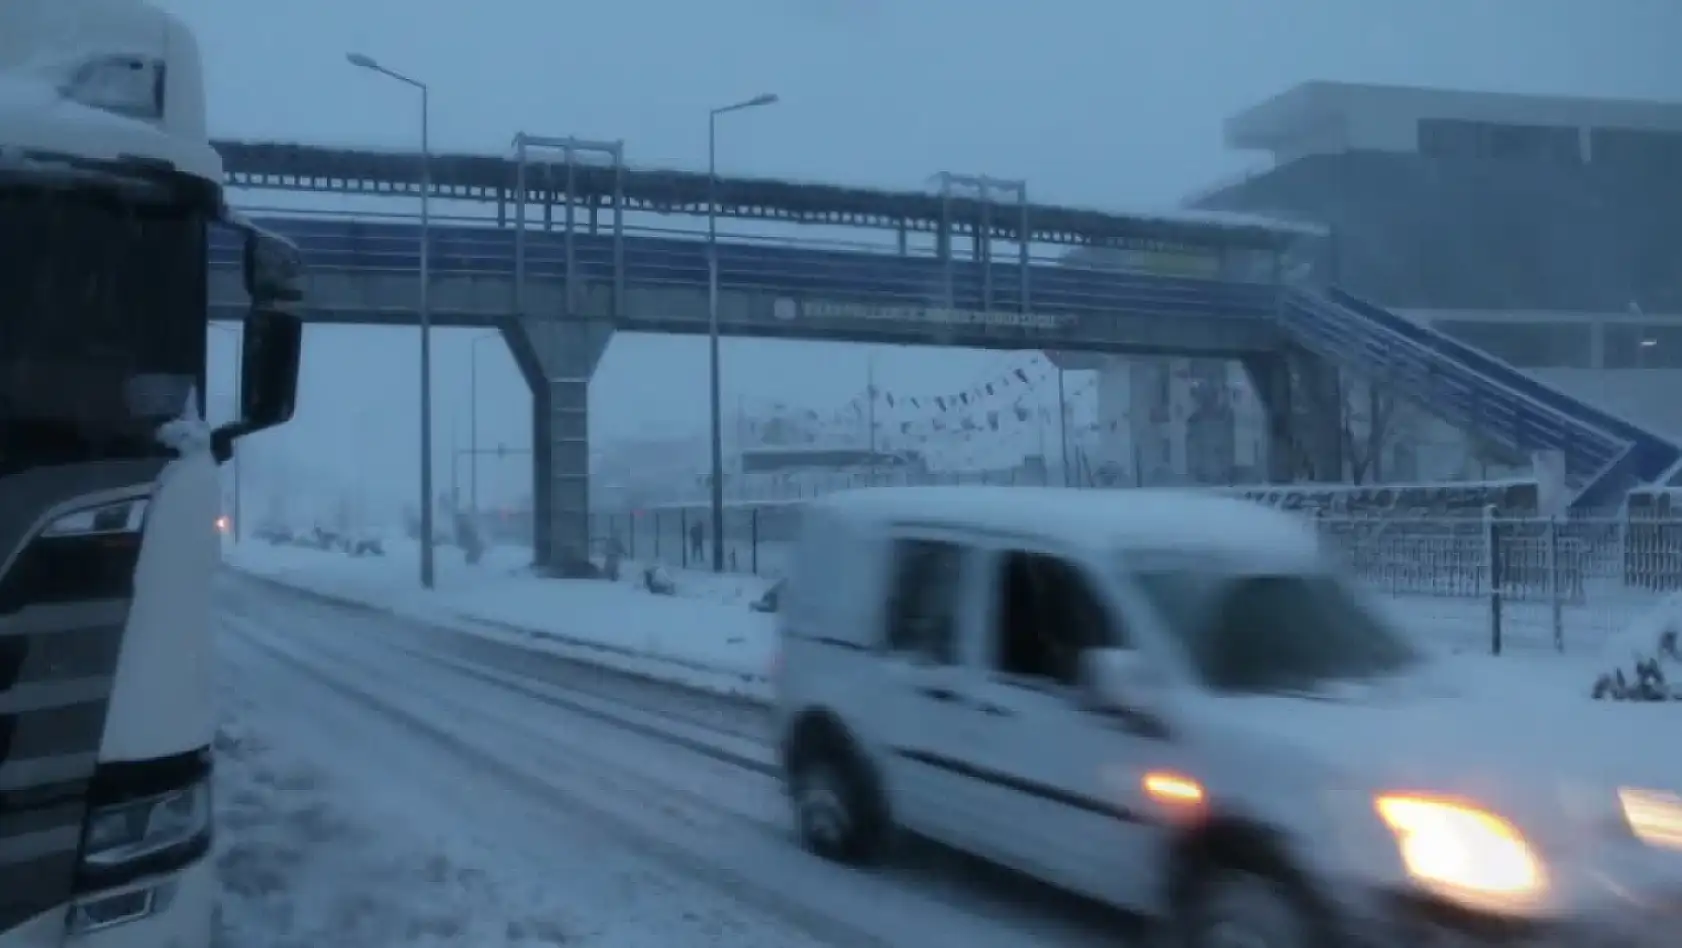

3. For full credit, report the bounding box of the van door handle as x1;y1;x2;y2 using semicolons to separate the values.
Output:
977;702;1014;718
915;685;962;703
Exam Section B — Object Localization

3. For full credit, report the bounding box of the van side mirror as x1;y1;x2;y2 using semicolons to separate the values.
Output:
1079;649;1168;732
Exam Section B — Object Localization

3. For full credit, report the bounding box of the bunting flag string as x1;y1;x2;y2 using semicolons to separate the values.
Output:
734;356;1251;475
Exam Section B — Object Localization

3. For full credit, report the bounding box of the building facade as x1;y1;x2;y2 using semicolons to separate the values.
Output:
1092;80;1682;486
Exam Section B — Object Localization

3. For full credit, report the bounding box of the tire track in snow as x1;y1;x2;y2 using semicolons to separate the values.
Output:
224;608;910;948
219;569;770;740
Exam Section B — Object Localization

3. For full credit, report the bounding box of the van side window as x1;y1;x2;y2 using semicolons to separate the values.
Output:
884;539;965;663
992;551;1121;686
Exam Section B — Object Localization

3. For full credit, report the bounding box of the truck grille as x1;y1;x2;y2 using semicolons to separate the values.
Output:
0;461;161;934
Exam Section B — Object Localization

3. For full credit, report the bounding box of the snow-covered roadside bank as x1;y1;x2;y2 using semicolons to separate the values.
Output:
222;539;776;701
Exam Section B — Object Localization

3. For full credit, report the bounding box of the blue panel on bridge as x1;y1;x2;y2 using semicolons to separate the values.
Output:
211;215;1682;509
209;217;1283;328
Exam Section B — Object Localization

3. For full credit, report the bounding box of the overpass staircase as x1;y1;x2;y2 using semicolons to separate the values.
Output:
1279;286;1682;510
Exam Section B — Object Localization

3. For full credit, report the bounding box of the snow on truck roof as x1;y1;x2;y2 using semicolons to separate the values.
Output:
812;486;1320;558
0;74;222;183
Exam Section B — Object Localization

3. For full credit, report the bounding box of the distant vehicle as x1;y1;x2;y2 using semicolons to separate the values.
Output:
772;487;1682;948
1;2;303;945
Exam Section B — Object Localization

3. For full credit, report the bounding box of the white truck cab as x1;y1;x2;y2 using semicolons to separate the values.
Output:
773;487;1682;947
2;2;303;945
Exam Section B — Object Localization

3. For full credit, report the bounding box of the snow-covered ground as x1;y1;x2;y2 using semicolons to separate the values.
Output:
212;573;1142;947
223;538;778;700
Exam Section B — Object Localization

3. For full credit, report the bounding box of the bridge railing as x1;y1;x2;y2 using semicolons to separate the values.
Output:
229;204;961;260
210;212;1283;322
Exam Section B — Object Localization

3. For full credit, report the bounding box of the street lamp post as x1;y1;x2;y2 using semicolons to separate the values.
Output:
348;51;436;589
707;93;778;573
468;331;498;515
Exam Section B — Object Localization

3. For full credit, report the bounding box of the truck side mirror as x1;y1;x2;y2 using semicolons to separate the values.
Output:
241;227;304;304
211;227;305;463
238;309;302;430
210;310;302;464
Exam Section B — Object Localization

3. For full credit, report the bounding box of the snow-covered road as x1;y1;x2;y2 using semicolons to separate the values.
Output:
212;571;1141;947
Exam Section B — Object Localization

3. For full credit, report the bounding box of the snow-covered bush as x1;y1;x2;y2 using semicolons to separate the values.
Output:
642;564;675;596
1593;595;1682;702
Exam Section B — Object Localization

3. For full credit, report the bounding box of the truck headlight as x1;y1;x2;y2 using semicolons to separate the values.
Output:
81;780;211;877
42;497;148;538
1375;793;1548;914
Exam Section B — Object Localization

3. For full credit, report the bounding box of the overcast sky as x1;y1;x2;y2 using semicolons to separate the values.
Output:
163;0;1679;507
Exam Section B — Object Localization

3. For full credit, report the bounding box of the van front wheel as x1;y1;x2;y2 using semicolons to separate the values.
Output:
787;738;889;864
1180;871;1316;948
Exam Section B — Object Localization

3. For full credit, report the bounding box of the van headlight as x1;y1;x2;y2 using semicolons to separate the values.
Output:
81;781;212;878
1375;793;1548;915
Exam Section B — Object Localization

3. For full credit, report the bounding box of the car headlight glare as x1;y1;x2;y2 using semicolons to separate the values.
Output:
1375;792;1547;914
1618;786;1682;851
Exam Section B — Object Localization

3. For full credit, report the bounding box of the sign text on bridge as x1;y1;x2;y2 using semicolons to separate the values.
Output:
774;297;1074;331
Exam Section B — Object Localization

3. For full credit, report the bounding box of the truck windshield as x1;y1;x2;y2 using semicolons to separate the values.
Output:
0;180;206;475
1130;568;1421;694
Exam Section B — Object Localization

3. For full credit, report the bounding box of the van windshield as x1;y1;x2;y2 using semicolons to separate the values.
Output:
1130;568;1422;695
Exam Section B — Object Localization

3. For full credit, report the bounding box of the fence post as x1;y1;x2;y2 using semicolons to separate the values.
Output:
1484;504;1503;656
679;508;689;569
1546;516;1564;652
752;508;762;575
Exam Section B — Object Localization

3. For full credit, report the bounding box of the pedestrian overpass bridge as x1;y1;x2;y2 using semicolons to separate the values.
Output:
208;139;1682;572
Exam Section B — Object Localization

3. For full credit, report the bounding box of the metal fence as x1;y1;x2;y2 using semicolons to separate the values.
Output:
633;466;1056;508
591;505;1682;655
1318;512;1672;655
590;505;801;578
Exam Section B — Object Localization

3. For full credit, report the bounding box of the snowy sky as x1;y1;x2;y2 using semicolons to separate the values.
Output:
166;0;1679;505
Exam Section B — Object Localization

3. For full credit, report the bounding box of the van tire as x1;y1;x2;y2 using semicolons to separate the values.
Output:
785;728;890;865
1178;870;1316;948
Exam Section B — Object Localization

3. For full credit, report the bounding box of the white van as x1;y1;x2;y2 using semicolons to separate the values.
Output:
772;487;1682;948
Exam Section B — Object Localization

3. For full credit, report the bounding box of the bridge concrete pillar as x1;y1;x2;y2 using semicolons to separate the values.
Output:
501;315;614;576
1092;357;1134;486
1241;348;1343;483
